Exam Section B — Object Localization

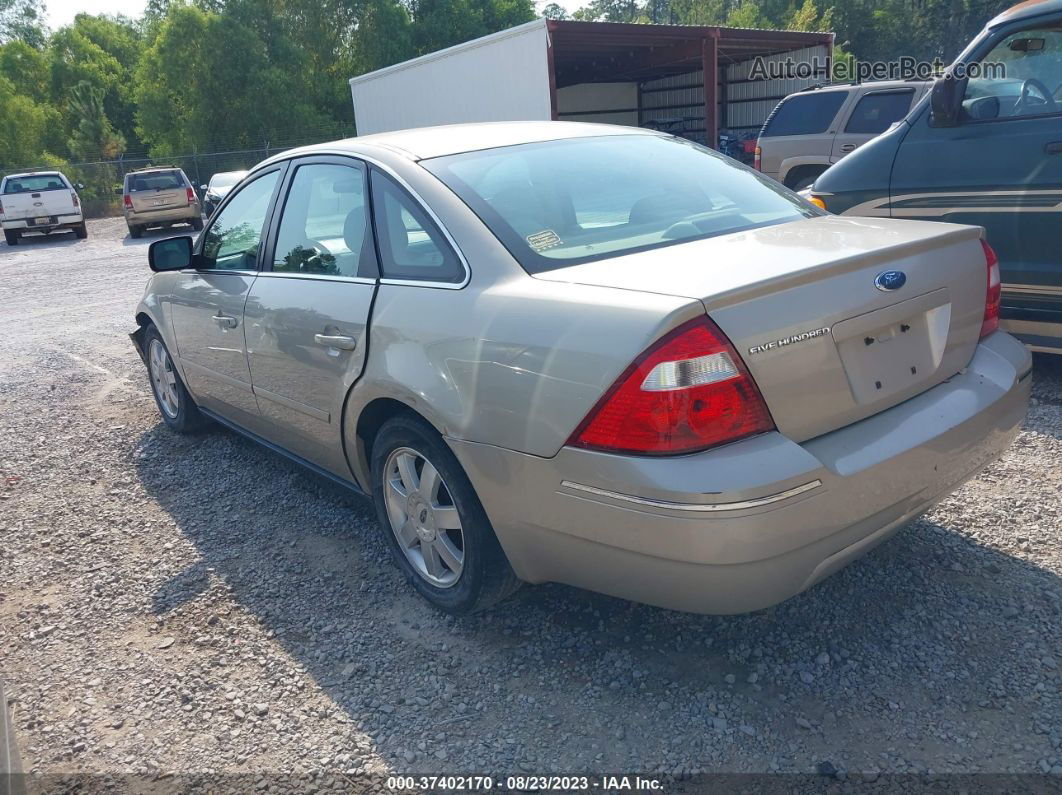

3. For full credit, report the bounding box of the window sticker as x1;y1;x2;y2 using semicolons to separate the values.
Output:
527;229;562;251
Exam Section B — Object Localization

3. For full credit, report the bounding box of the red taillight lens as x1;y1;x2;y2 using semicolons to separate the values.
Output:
186;187;196;204
71;191;80;207
123;194;133;209
568;317;775;456
0;199;4;215
980;239;1001;339
753;144;762;171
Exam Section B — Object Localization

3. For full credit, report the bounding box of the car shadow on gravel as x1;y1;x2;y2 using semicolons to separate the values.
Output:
133;410;1062;774
121;225;200;247
2;231;82;250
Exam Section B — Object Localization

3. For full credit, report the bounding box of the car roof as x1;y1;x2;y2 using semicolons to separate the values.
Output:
990;0;1062;27
4;171;64;179
126;167;185;175
267;121;659;163
794;79;928;95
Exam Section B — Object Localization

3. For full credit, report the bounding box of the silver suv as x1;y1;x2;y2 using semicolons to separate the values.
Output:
119;167;203;239
756;80;931;190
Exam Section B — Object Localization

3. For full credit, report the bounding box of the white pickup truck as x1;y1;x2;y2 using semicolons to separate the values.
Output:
1;171;87;245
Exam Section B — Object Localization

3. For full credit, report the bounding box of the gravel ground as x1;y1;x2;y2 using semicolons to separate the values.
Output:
1;218;1061;784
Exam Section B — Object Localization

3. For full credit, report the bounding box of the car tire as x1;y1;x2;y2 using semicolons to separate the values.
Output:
788;173;821;192
74;222;88;239
4;230;17;246
191;216;204;231
129;225;142;239
143;324;208;434
370;413;521;614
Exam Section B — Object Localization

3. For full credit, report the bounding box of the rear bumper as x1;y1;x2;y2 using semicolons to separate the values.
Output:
125;205;200;225
3;214;82;231
449;332;1032;614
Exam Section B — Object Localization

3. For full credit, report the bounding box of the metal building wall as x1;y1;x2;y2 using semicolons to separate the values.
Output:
349;20;553;135
638;43;831;137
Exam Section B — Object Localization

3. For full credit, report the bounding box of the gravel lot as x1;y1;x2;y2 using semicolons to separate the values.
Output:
2;218;1061;784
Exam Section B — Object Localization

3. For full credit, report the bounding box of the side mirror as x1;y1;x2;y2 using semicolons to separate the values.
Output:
114;187;123;196
930;74;965;127
200;184;208;191
149;236;193;271
75;182;85;190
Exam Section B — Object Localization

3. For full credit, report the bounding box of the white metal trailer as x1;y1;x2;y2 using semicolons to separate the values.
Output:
349;20;834;148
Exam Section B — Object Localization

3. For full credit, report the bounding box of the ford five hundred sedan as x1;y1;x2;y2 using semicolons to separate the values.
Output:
131;122;1031;615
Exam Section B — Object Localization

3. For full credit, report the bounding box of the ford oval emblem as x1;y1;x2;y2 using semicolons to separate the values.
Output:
875;270;907;291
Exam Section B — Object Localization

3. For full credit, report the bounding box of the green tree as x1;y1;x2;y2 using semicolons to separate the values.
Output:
0;74;59;167
68;80;125;160
135;1;331;156
0;0;45;48
0;39;49;100
540;2;568;19
48;15;144;151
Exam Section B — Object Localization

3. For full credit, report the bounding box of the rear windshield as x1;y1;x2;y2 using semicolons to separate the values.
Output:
129;171;185;191
3;174;67;194
423;135;815;274
210;172;245;189
762;92;848;137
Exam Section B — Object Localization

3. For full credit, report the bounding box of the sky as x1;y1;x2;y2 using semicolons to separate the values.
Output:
46;0;148;30
45;0;581;31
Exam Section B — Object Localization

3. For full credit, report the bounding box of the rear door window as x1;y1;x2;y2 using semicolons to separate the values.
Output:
273;162;371;278
844;89;915;134
762;92;849;137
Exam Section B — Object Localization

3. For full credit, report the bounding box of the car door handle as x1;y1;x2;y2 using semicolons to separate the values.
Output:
212;313;238;329
314;334;357;351
1045;141;1062;155
839;143;856;153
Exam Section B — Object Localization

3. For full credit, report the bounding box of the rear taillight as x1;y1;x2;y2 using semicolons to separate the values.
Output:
568;317;775;456
753;144;762;171
0;199;4;215
980;239;1001;339
123;194;133;209
186;187;196;204
71;191;80;208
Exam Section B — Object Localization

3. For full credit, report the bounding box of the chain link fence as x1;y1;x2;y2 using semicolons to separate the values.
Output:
12;124;355;218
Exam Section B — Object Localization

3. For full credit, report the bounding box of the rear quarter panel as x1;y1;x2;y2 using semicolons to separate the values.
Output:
343;153;702;465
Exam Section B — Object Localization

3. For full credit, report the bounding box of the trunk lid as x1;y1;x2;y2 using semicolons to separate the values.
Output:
534;215;988;442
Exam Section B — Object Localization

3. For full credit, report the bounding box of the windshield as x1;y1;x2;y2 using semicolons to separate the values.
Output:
423;135;815;273
3;174;67;194
210;172;246;189
130;171;184;191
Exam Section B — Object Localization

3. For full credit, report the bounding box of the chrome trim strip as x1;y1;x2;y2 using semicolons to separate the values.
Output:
1002;283;1062;297
254;271;377;285
559;479;822;513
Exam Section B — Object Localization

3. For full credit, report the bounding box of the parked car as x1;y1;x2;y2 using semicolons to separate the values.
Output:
1;170;87;245
756;79;932;190
200;170;248;217
131;122;1030;616
119;167;202;239
809;0;1062;353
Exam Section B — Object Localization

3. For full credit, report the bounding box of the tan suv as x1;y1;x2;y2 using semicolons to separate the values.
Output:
119;167;202;238
755;80;931;190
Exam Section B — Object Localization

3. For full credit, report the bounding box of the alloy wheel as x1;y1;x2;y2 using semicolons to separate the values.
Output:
148;338;180;419
383;446;465;588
